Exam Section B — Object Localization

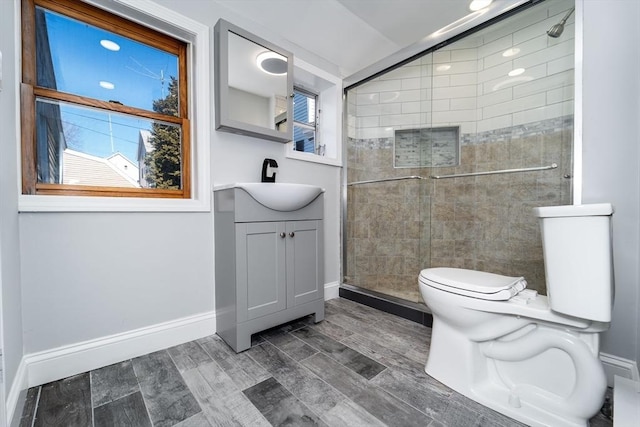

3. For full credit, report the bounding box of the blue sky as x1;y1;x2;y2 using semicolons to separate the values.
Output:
42;8;178;163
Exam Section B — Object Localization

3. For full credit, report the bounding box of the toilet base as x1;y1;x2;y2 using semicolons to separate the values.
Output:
426;318;606;427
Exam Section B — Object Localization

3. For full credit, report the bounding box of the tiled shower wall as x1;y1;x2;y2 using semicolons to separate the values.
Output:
346;0;574;302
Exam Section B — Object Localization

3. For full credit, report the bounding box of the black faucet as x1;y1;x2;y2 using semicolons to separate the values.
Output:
261;158;278;182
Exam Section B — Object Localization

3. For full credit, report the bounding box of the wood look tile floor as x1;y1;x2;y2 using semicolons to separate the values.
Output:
19;298;614;427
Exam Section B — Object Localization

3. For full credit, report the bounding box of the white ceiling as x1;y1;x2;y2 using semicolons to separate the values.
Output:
213;0;524;78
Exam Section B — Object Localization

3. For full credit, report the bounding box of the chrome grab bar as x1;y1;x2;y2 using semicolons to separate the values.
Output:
347;175;427;186
430;163;558;179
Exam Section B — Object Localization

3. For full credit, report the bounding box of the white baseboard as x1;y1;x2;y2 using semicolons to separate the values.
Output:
324;281;340;300
6;357;27;427
600;352;640;387
25;311;216;388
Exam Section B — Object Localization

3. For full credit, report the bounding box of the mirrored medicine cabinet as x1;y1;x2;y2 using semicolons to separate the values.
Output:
214;19;293;143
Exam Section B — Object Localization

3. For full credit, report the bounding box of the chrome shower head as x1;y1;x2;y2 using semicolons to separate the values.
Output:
547;7;575;38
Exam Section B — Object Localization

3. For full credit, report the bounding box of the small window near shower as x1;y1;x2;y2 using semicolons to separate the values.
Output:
394;126;459;168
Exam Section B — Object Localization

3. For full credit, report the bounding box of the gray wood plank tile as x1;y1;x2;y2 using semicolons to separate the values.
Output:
302;353;433;427
449;392;527;427
34;373;92;427
247;342;344;415
292;327;386;380
132;350;201;427
172;412;213;427
243;377;327;426
197;335;271;390
308;318;354;341
91;360;139;407
182;362;270;427
18;387;39;427
167;340;212;372
340;333;430;380
93;391;152;427
320;400;387;427
263;331;318;361
327;312;428;364
370;368;451;419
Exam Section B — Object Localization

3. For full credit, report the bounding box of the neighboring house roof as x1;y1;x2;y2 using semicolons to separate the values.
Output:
107;152;139;183
63;149;140;188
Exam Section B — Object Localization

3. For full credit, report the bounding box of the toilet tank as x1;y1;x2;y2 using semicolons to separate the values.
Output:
534;203;614;323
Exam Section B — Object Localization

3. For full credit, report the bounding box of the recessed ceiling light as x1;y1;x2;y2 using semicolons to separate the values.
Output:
508;68;525;77
436;64;452;72
99;81;115;90
502;48;521;57
469;0;493;12
256;51;287;76
100;39;120;51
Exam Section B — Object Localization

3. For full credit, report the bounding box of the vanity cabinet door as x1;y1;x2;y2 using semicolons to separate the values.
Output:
286;220;324;307
236;222;287;321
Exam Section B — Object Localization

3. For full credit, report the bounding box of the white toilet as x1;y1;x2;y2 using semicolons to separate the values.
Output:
418;203;614;427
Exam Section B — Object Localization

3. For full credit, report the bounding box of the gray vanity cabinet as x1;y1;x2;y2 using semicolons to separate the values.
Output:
214;186;324;352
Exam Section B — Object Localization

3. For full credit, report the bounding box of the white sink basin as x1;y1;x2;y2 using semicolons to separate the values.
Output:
235;183;324;211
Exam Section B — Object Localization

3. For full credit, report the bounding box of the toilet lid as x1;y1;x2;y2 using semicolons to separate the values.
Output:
419;267;527;301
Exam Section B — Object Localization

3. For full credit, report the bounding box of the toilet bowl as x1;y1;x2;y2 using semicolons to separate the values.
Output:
419;204;614;427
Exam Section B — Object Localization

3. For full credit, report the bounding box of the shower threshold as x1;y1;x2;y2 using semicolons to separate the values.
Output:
339;283;433;327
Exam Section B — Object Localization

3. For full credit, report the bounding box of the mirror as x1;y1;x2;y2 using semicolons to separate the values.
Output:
214;19;293;143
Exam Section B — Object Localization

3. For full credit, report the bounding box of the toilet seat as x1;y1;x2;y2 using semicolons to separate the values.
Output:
420;267;527;301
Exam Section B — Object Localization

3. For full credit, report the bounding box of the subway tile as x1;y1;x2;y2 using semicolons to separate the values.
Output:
482;93;546;120
512;70;573;99
402;77;422;90
546;85;574;105
481;63;547;94
356;92;379;106
450;72;477;86
450;97;477;111
514;38;574;70
433;85;477;100
451;48;478;62
432;109;477;124
478;34;513;58
548;54;574;75
357;79;402;94
478;87;513;108
432;75;451;88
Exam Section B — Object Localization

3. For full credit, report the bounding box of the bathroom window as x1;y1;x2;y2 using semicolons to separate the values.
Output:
293;87;320;155
286;58;342;167
20;0;190;199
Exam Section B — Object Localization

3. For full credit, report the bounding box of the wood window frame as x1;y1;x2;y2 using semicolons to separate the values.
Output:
21;0;191;199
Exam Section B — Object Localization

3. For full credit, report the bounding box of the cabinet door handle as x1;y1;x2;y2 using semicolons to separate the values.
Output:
289;232;295;238
279;232;286;238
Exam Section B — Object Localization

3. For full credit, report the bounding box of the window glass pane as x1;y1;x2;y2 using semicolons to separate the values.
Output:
36;98;182;190
35;6;179;115
293;126;316;154
293;91;316;126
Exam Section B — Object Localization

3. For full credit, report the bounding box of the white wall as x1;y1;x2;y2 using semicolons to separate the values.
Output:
581;0;640;368
0;0;25;422
8;0;342;366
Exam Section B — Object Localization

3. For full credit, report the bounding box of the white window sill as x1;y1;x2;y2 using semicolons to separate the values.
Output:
285;149;342;167
19;194;211;213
